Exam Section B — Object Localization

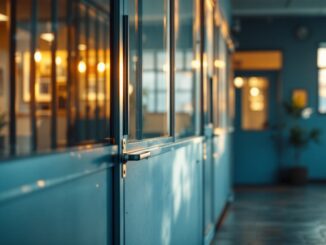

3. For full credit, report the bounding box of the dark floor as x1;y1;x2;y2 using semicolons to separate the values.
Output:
213;185;326;245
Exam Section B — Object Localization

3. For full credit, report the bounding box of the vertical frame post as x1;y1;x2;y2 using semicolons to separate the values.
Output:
169;0;175;139
51;0;58;149
9;0;17;155
30;0;38;152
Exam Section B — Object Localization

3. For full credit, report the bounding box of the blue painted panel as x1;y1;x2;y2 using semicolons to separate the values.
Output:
0;170;113;245
204;138;214;238
125;141;203;245
0;146;116;245
218;0;232;24
213;132;232;221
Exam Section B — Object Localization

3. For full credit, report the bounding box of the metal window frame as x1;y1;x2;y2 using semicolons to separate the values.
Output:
9;0;17;156
6;0;114;159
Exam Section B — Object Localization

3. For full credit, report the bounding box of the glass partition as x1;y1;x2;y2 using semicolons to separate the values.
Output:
0;0;10;156
174;0;200;138
318;43;326;113
128;0;170;140
241;77;269;130
0;0;111;159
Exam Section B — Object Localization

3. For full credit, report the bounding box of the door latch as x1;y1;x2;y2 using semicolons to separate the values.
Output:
121;138;152;178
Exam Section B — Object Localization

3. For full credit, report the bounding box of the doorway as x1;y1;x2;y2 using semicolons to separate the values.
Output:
233;71;279;184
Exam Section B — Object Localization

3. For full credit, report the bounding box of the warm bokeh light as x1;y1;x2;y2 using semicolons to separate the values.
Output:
234;77;244;88
78;44;87;51
0;13;8;21
78;60;86;73
55;56;62;65
97;62;106;73
191;60;200;69
250;87;260;97
40;33;55;42
214;59;225;68
34;50;42;63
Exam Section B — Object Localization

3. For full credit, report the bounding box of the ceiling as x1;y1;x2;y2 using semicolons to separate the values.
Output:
232;0;326;16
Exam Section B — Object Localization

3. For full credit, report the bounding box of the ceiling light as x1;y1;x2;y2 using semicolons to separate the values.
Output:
0;14;8;22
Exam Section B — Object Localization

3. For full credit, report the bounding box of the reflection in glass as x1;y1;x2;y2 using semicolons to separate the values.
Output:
0;0;9;156
204;0;214;124
175;0;200;137
128;0;170;139
242;77;269;130
318;44;326;113
1;0;111;159
16;0;33;155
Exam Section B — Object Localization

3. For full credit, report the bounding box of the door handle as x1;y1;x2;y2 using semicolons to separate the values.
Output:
123;151;151;162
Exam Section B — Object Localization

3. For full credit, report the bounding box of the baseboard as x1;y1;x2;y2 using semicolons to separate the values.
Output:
216;202;231;231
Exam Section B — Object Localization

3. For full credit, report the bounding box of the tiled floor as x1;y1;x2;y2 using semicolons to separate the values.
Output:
213;185;326;245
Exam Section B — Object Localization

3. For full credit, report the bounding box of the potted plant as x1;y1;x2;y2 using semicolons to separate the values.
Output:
281;98;321;185
0;113;6;154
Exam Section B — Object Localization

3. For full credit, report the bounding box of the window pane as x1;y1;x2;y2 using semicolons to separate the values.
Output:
1;0;111;159
128;0;170;139
318;69;326;113
36;0;52;151
16;0;33;155
241;77;269;130
214;32;227;128
318;43;326;68
175;0;200;137
0;0;10;156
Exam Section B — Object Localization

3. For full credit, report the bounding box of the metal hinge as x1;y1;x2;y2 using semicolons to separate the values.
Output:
203;142;207;160
122;138;127;178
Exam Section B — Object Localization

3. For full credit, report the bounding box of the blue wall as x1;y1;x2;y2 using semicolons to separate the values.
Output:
234;17;326;182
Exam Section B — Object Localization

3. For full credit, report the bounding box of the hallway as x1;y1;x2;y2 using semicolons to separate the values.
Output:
213;186;326;245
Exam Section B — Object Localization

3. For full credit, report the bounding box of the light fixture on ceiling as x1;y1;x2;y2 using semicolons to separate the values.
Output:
0;13;8;22
40;33;55;42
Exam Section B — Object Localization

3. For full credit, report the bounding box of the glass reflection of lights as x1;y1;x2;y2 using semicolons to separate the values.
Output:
55;56;62;65
0;13;8;21
78;44;87;51
34;50;42;63
191;60;200;69
234;77;244;88
97;62;106;73
250;87;260;97
78;60;87;73
40;33;55;42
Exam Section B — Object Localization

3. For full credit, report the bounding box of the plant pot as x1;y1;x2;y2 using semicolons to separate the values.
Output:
288;167;308;186
279;168;290;184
